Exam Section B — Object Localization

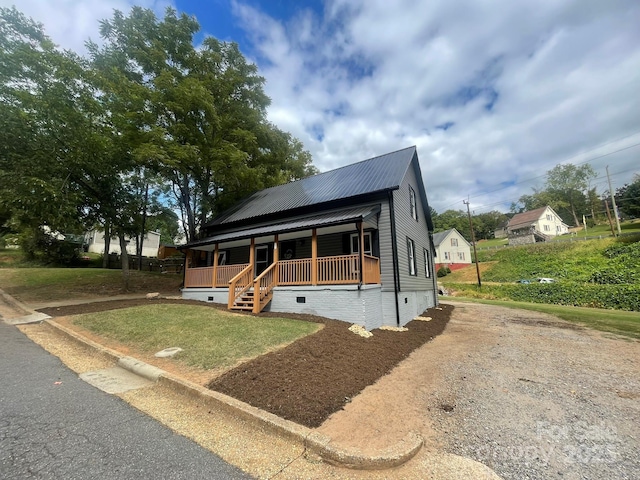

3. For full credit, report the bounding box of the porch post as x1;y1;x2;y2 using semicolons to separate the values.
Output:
249;237;255;270
358;220;365;284
184;249;190;287
311;228;317;286
212;243;219;288
273;234;279;285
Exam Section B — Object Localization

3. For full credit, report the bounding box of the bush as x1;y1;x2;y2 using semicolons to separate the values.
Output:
437;266;451;277
18;228;83;267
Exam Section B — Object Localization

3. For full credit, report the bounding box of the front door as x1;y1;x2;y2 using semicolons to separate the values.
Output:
350;232;372;256
255;245;270;277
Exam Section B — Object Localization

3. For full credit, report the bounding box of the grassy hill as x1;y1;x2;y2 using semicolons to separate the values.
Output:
441;234;640;311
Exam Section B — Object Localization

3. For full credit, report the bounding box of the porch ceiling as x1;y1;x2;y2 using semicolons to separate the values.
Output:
188;205;380;251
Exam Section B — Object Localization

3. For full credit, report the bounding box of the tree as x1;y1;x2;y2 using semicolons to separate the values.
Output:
616;174;640;218
545;163;596;226
433;209;470;240
88;7;316;242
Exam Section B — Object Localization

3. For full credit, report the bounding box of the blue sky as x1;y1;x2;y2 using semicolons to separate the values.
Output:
3;0;640;215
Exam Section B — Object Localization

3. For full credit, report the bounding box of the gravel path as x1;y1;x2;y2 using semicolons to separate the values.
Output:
426;301;640;480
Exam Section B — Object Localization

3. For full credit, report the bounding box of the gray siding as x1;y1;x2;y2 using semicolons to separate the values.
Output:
392;158;436;293
378;199;394;291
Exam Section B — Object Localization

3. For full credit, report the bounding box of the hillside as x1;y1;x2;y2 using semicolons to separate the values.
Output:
440;235;640;311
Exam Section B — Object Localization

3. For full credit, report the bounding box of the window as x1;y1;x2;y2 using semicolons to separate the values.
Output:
217;251;227;265
409;186;418;220
451;238;458;247
444;251;450;260
424;248;430;278
457;252;465;261
350;232;373;255
544;224;550;232
546;214;552;221
407;238;416;275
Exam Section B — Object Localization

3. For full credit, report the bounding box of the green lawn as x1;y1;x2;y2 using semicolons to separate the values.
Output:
72;304;322;369
446;297;640;339
0;268;182;302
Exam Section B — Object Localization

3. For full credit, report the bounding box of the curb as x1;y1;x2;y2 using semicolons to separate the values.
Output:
43;317;422;470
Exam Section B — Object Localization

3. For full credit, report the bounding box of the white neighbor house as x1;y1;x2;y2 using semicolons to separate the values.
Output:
432;228;472;271
506;206;569;245
86;231;161;258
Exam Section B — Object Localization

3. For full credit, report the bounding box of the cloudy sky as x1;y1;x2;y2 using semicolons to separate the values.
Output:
3;0;639;214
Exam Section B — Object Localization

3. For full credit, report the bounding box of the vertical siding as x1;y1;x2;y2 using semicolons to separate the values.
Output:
393;158;435;292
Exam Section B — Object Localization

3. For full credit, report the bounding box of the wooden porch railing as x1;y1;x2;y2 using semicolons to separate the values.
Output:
184;267;214;287
216;264;249;287
227;264;253;310
317;255;360;284
278;259;312;285
253;263;277;313
363;255;381;284
185;255;381;290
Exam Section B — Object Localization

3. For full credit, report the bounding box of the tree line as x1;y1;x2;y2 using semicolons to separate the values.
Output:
0;6;317;276
432;163;640;241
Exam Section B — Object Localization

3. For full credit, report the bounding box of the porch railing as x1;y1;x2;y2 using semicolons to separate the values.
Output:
253;262;277;313
278;259;312;285
227;264;253;309
216;264;249;287
184;267;214;287
363;255;381;284
185;254;381;289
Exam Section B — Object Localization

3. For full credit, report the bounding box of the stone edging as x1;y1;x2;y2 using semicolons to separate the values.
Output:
43;318;423;470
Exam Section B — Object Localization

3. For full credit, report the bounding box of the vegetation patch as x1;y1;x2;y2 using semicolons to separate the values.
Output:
0;268;182;302
72;304;321;369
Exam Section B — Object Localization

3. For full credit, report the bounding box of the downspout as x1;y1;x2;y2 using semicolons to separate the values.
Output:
388;191;401;326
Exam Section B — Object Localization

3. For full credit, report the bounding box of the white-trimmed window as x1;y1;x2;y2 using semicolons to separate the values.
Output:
424;248;430;278
444;252;450;260
457;252;465;261
409;186;418;220
544;224;550;231
451;238;458;246
407;238;417;275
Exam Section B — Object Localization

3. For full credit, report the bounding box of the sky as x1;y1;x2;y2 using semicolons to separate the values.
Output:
3;0;640;215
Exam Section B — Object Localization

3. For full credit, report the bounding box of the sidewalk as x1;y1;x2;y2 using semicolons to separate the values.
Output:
5;291;500;479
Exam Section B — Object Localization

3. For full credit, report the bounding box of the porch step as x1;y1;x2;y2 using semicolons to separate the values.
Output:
231;292;255;311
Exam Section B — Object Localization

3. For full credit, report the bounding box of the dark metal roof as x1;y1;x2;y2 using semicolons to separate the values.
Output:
208;146;417;227
188;205;381;248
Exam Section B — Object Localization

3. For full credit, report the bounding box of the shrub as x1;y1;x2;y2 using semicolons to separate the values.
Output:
437;266;449;277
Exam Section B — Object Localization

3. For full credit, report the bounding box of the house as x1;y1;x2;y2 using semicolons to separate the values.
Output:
181;146;438;330
493;221;509;239
506;206;569;245
85;230;161;258
432;228;472;271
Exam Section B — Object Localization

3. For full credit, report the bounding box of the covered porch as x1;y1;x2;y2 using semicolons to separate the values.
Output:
182;206;382;314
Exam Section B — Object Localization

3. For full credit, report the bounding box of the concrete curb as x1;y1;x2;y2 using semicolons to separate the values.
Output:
0;287;31;316
42;316;423;470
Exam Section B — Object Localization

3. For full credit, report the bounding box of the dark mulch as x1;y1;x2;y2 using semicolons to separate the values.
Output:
39;299;453;429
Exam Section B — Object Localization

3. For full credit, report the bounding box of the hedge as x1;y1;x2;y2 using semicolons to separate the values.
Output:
445;282;640;311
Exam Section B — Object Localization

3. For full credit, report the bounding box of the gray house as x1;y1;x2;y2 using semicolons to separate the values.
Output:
181;146;438;330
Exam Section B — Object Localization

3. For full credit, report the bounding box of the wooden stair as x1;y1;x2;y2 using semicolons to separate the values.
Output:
230;290;255;311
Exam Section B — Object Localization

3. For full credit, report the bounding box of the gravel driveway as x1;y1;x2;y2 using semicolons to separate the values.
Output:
427;301;640;480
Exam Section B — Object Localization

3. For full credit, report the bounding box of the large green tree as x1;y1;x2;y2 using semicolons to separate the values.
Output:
616;174;640;218
513;163;596;226
88;7;316;242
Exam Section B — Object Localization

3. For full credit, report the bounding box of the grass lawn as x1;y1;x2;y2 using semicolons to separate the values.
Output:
0;268;182;302
447;297;640;339
72;304;322;369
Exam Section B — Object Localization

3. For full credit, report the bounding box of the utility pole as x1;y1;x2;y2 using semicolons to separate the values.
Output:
604;199;616;237
606;165;622;236
463;199;481;288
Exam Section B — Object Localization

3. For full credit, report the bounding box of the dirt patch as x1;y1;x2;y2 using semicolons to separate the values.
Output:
38;299;452;429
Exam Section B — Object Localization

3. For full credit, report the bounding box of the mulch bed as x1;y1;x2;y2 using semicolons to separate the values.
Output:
39;299;453;428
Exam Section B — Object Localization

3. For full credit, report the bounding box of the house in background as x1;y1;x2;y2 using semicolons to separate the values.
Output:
507;206;569;245
181;146;438;330
85;230;161;258
432;228;472;272
493;221;509;239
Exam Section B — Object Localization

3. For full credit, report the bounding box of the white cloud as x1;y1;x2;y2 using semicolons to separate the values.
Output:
233;0;640;214
0;0;172;54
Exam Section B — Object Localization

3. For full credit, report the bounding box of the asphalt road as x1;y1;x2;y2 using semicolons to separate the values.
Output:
0;321;253;479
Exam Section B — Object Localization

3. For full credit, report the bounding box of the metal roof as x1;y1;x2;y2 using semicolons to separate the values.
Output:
208;146;417;227
188;205;380;248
